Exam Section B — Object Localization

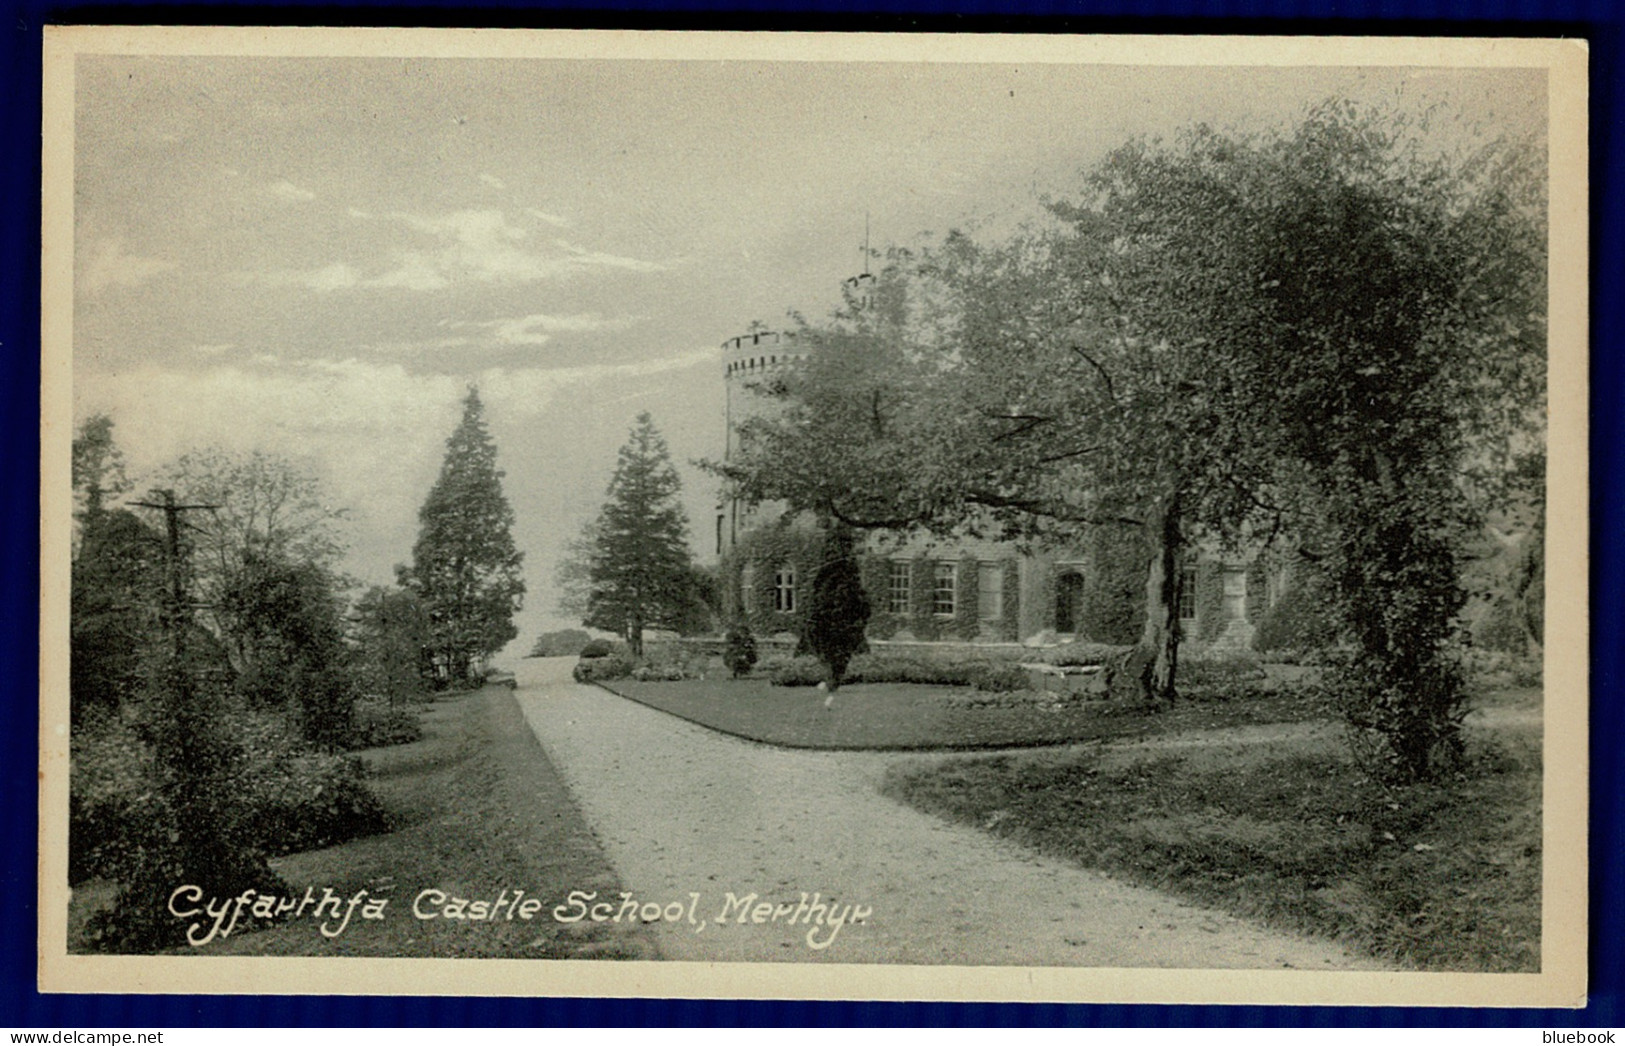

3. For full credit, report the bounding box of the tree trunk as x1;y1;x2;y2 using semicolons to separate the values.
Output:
1133;490;1183;706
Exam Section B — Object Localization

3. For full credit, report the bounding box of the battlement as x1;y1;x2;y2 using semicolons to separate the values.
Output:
722;330;807;378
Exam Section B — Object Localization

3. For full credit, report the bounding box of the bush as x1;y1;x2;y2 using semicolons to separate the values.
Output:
347;697;424;749
767;654;1029;693
724;623;759;678
1175;655;1269;701
530;628;592;658
1253;571;1341;654
579;638;615;659
631;663;689;682
1460;647;1542;689
240;752;391;857
573;652;635;683
639;642;711;681
71;704;391;887
1034;643;1132;667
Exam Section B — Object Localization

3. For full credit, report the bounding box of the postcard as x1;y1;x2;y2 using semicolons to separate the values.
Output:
39;27;1588;1006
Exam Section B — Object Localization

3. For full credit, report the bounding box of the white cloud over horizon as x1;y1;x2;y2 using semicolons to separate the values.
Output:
79;237;177;296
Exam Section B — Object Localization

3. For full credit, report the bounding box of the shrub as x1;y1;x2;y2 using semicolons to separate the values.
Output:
71;704;392;887
1175;654;1269;701
767;654;1029;693
579;638;615;659
765;655;826;687
573;652;635;683
240;752;391;857
530;628;591;657
1253;570;1341;654
1034;643;1132;667
347;697;424;749
804;528;871;690
724;622;759;678
1460;647;1542;690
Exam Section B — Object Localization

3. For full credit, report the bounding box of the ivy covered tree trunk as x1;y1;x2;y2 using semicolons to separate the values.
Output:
1322;451;1471;781
1130;489;1183;706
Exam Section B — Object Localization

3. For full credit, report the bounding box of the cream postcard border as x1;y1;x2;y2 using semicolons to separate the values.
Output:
38;27;1590;1007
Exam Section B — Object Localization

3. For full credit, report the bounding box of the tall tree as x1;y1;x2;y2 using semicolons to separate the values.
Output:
804;523;871;693
159;447;348;680
406;387;526;686
72;413;129;522
571;412;696;656
70;415;160;719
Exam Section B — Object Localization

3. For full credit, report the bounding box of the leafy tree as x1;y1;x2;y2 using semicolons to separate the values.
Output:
353;585;432;700
405;387;526;686
569;412;696;656
70;509;164;720
72;413;129;524
221;549;354;747
711;101;1543;744
71;414;161;719
804;524;871;692
159;447;348;680
1190;104;1545;778
87;489;285;952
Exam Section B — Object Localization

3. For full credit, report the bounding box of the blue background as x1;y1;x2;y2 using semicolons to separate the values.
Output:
5;2;1618;1028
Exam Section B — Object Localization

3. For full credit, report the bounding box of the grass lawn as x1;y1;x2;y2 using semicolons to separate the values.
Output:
601;676;1336;750
69;686;655;959
882;687;1543;972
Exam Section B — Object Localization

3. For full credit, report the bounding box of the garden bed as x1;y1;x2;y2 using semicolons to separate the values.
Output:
598;675;1334;751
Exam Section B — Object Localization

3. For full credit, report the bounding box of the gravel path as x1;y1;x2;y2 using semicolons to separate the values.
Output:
513;657;1389;970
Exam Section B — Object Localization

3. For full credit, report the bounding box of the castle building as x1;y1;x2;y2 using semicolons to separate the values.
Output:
714;275;1272;654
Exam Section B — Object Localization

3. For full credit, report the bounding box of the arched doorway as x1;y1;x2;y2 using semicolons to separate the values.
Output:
1055;571;1086;634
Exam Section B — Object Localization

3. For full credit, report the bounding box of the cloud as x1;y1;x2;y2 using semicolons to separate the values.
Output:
243;262;360;293
462;312;637;346
479;173;506;190
232;208;665;295
527;208;570;227
363;209;665;288
79;237;178;296
268;180;316;202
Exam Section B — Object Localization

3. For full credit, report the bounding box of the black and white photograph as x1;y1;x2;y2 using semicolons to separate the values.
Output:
39;29;1587;1006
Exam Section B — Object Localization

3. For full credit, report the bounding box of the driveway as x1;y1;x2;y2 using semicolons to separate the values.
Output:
512;657;1389;969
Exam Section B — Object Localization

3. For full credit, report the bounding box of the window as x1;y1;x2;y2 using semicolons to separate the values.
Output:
1178;566;1198;621
773;564;796;613
978;562;1004;621
933;562;957;617
887;561;912;614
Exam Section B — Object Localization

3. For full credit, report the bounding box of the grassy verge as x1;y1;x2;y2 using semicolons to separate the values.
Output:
69;686;654;959
881;689;1541;972
601;676;1334;750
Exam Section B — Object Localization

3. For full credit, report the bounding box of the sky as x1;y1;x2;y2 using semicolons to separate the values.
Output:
68;40;1547;653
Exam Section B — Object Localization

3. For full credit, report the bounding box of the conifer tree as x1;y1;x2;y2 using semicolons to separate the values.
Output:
578;413;695;656
805;524;870;693
406;388;525;686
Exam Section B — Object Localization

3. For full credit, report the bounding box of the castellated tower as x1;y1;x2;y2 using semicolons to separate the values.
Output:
714;328;808;557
